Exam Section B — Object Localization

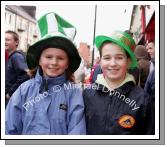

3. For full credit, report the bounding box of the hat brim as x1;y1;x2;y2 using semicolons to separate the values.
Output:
95;35;138;69
26;36;81;73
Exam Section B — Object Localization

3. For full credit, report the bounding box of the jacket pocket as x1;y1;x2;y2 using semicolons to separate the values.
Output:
58;105;67;122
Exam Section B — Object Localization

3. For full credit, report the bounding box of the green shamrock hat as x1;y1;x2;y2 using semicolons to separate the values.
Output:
95;30;138;69
26;12;81;73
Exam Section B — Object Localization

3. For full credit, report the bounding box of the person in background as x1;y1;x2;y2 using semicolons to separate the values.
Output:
5;30;30;106
83;60;91;84
89;57;102;84
5;12;86;135
133;45;150;88
144;41;155;134
144;69;155;103
146;40;155;73
5;50;9;62
74;58;85;83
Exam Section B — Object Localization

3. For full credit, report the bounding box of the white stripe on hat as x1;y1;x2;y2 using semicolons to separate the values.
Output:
41;32;67;40
63;28;76;41
46;13;58;34
37;12;76;42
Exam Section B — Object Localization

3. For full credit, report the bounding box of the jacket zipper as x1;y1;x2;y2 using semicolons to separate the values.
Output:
105;103;111;134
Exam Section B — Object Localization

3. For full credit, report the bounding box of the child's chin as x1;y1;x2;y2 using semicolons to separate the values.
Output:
47;73;60;77
108;76;119;80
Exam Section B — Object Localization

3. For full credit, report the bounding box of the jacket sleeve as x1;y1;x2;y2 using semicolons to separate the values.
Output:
144;69;155;100
8;53;29;96
143;92;155;135
5;86;23;135
67;89;86;135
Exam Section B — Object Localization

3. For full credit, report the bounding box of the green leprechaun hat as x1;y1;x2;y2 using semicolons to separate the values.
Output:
95;30;138;69
26;12;81;73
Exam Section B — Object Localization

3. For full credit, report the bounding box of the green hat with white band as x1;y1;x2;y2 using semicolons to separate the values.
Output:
26;12;81;73
95;30;138;69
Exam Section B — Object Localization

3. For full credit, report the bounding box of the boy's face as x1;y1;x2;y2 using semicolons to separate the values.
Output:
146;42;155;59
100;43;130;83
39;48;69;78
5;33;18;52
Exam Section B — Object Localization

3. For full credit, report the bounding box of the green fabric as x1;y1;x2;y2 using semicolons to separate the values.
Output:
38;15;48;37
55;14;66;36
56;13;74;28
37;12;76;40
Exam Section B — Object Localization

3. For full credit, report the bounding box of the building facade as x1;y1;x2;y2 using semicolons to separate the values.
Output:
5;5;38;52
129;5;155;45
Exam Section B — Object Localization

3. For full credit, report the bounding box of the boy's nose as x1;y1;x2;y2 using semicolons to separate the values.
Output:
51;58;58;65
109;58;117;66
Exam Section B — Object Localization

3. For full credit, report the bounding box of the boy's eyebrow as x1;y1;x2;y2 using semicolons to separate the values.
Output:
102;53;126;56
44;54;67;57
115;54;126;56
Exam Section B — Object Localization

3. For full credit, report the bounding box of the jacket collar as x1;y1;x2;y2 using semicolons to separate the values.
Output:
95;73;136;95
35;68;67;93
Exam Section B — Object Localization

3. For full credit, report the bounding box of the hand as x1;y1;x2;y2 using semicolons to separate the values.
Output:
5;93;10;100
25;69;32;77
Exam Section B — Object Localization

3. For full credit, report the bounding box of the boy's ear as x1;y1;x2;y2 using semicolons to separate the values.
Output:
15;40;19;47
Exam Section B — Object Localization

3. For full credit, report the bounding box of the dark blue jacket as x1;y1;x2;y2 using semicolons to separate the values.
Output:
5;51;29;97
144;69;155;101
83;76;154;135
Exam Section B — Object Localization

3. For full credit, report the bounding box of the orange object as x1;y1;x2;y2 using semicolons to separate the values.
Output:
118;115;135;129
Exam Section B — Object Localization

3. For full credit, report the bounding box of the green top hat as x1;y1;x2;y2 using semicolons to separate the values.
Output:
26;12;81;73
95;30;138;69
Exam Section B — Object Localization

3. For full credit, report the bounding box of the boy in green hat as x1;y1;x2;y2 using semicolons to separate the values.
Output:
83;30;154;135
5;12;86;135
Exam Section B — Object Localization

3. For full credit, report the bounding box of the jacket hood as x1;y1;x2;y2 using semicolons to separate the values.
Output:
95;73;135;90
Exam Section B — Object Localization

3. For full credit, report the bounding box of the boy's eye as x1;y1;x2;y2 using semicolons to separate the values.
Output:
57;57;64;60
115;56;124;60
102;56;110;60
45;56;53;59
44;56;65;60
102;56;124;60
